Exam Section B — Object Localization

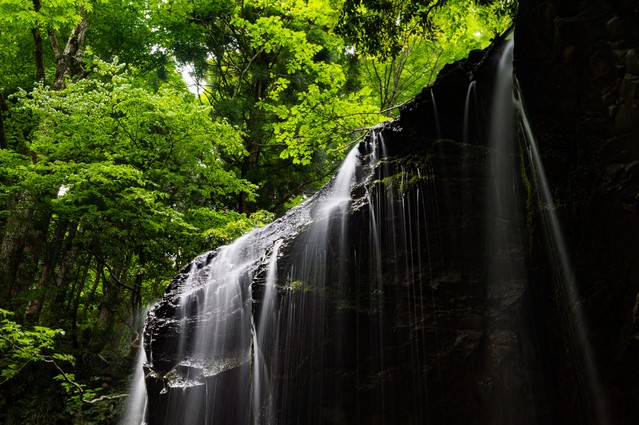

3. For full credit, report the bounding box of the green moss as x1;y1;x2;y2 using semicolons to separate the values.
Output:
519;139;536;252
375;163;432;195
288;280;313;292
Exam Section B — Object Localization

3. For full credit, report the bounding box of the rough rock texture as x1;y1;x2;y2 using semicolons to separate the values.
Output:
143;2;639;423
143;36;534;425
516;1;639;424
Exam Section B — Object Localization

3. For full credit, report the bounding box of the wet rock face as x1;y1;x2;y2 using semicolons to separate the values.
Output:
143;37;534;425
265;139;500;425
144;3;639;423
516;1;639;424
143;143;501;425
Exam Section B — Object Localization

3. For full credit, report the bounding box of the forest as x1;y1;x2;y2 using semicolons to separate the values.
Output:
0;0;515;423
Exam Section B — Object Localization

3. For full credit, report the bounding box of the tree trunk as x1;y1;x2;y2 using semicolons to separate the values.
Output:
48;14;89;91
53;223;79;308
69;255;94;348
32;0;45;83
82;258;103;320
17;207;50;323
24;219;68;323
98;256;131;351
70;258;91;348
0;92;7;149
0;194;32;309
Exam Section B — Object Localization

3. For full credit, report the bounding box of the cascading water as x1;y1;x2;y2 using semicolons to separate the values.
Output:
130;120;445;424
157;237;256;425
120;30;620;425
266;132;437;424
248;151;373;423
134;133;398;424
119;343;148;425
252;239;282;424
514;78;611;425
483;36;537;425
477;33;609;425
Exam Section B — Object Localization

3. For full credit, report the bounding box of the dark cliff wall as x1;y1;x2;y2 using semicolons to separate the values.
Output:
515;1;639;424
143;38;535;425
143;3;639;423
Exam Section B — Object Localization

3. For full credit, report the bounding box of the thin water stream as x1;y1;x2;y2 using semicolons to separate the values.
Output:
119;343;148;425
483;37;536;425
463;80;477;145
514;78;611;425
430;88;442;138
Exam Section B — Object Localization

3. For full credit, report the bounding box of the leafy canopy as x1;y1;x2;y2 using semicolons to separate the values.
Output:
149;0;385;212
0;308;72;384
337;0;516;57
7;59;262;267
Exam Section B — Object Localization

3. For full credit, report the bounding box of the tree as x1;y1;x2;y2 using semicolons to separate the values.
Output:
0;0;89;89
337;0;517;58
0;58;273;421
5;59;257;319
343;0;514;116
0;308;72;384
150;0;385;212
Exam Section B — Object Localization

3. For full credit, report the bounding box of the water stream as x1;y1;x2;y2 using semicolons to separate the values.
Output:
463;80;477;145
480;37;537;425
129;135;387;424
515;78;611;425
119;343;148;425
120;34;611;425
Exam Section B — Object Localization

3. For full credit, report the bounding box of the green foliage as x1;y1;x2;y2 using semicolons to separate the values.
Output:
0;310;128;422
199;208;275;246
289;279;313;292
1;58;268;344
86;0;157;68
337;0;516;58
14;57;254;221
0;0;89;89
355;0;514;114
0;0;519;422
151;0;385;210
6;61;261;299
268;84;382;165
1;54;264;413
0;308;72;383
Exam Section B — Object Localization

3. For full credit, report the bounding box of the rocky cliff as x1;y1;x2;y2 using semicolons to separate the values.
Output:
141;2;639;424
516;1;639;424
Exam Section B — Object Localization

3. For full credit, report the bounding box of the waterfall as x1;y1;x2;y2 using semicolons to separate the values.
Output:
119;342;148;425
129;114;449;424
483;36;537;424
252;239;282;424
133;135;385;424
120;30;620;425
479;34;610;425
515;78;611;425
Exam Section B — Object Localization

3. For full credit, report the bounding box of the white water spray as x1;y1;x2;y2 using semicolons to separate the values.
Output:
252;239;282;425
119;342;148;425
